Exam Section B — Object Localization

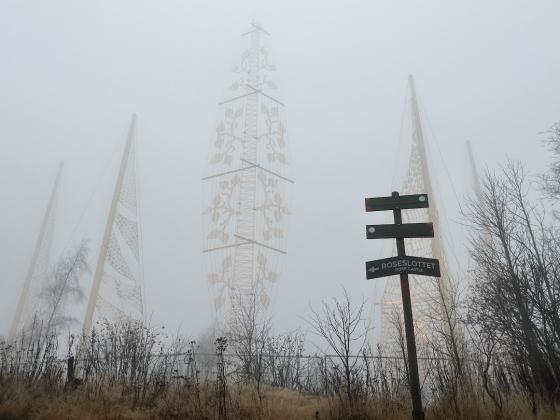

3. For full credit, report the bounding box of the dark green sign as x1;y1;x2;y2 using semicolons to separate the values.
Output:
366;222;434;239
366;256;440;279
365;194;429;212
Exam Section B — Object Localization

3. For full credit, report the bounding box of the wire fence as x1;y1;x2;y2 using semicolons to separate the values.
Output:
0;322;531;408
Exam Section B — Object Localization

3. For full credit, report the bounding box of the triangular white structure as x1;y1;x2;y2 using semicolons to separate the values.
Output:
378;76;451;354
82;115;144;336
10;162;63;337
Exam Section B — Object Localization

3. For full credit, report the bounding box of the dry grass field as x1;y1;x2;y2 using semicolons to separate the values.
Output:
2;381;560;420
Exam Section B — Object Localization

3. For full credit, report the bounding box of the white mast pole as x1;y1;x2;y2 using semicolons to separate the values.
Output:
10;162;63;338
81;114;136;338
466;140;483;200
408;75;452;321
230;26;262;320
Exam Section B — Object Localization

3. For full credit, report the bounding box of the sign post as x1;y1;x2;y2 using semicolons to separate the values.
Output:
365;191;440;420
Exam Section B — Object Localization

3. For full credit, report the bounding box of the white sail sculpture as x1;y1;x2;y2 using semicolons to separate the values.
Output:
378;76;452;356
203;23;293;323
82;115;144;336
10;162;63;337
466;140;483;201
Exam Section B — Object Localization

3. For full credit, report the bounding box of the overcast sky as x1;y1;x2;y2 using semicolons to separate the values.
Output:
1;1;559;340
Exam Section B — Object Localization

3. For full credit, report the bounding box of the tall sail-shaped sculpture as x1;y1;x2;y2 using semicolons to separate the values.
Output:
203;23;292;323
10;162;63;337
82;115;144;336
466;140;483;200
378;76;451;353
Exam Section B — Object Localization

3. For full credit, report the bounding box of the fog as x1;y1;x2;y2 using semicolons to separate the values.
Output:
1;1;559;339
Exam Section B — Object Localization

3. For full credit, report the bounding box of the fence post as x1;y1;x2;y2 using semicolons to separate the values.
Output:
66;356;75;385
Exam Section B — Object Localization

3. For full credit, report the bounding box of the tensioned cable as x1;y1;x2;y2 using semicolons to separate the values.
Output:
133;132;147;322
422;106;464;215
378;80;410;281
372;80;410;330
416;95;465;280
390;80;411;190
58;136;122;258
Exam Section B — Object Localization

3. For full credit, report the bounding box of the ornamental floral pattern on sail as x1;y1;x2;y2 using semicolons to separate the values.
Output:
260;104;287;164
229;46;277;92
203;30;291;313
203;175;240;244
254;251;279;307
203;167;289;245
206;250;278;310
256;171;290;241
209;103;287;168
210;108;244;166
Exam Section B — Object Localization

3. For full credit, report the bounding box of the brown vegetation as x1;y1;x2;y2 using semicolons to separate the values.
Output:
2;380;560;419
1;319;560;419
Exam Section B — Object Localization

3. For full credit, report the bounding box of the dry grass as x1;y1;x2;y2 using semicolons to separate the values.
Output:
2;380;560;420
3;322;560;419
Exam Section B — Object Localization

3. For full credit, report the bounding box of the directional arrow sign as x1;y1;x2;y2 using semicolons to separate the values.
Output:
366;222;434;239
365;193;429;212
366;256;440;279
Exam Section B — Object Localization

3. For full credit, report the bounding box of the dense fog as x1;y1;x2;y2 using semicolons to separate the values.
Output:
1;1;559;340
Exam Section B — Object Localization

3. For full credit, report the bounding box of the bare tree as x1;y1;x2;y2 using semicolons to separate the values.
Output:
424;274;468;408
466;162;560;398
306;287;368;408
227;285;271;399
41;239;90;336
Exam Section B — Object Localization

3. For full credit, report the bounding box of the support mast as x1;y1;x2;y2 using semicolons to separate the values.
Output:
82;114;137;337
10;162;63;337
466;140;483;200
231;29;260;303
379;76;454;354
409;75;451;313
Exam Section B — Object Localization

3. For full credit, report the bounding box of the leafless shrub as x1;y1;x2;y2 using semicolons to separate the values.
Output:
77;320;187;406
306;287;369;413
265;329;305;389
0;318;63;387
227;286;271;400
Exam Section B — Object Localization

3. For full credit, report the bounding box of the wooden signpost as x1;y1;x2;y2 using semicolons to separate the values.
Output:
365;191;441;420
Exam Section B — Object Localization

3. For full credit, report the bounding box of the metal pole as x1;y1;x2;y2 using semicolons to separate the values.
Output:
392;191;425;420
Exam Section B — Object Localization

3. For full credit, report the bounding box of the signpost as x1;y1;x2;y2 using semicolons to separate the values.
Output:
366;256;440;280
365;191;440;420
365;193;429;212
366;222;434;239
